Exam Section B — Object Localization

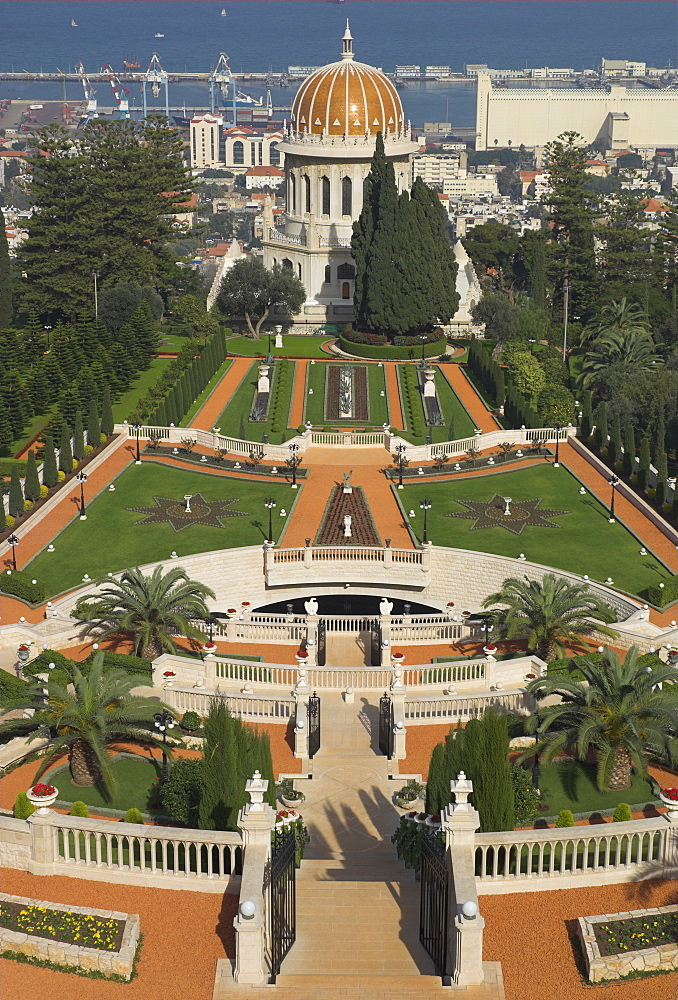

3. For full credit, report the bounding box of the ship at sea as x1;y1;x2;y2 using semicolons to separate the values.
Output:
172;90;274;129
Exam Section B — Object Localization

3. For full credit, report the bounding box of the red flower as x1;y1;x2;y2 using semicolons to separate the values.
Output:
30;783;56;797
392;651;404;658
163;670;176;677
18;644;29;651
295;650;308;658
431;813;440;823
662;787;678;801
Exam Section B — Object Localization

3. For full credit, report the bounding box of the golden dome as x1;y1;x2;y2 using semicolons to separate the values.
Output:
291;23;404;138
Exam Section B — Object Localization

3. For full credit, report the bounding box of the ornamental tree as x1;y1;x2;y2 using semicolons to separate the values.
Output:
218;257;305;338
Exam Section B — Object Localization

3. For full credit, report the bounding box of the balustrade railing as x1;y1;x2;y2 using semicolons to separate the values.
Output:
165;686;295;721
306;667;392;689
213;660;297;687
404;690;532;722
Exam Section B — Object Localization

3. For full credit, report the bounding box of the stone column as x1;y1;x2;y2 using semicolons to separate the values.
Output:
380;613;392;666
27;813;56;876
293;691;308;759
660;809;678;871
234;772;277;985
305;614;318;667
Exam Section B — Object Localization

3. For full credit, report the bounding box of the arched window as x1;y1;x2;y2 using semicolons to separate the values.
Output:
298;263;302;280
270;143;280;166
337;263;355;280
233;140;244;165
304;175;311;214
341;176;352;216
321;176;330;216
342;282;351;300
324;264;331;283
282;258;293;271
290;173;296;212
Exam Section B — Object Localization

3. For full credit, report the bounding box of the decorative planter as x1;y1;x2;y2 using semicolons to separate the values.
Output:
281;794;305;809
163;670;176;687
660;790;678;820
484;644;498;656
295;651;309;665
391;652;405;665
225;608;238;619
667;649;678;666
203;642;218;654
26;784;58;815
395;795;425;813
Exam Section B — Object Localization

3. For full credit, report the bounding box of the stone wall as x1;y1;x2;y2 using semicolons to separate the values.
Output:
0;892;139;979
0;817;31;871
578;905;678;982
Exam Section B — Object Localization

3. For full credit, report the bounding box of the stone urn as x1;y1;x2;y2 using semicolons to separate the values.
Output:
26;783;58;815
660;789;678;821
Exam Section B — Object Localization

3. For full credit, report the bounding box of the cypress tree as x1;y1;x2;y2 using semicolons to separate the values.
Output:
59;423;73;475
8;464;24;517
672;489;678;522
653;411;666;463
87;397;100;447
0;500;5;532
24;449;41;502
100;384;114;437
637;436;651;491
609;412;622;468
448;415;456;442
0;206;13;330
198;701;242;832
580;392;593;441
656;476;667;506
0;403;14;456
73;410;85;461
425;742;447;816
622;423;635;479
593;401;608;454
42;435;58;488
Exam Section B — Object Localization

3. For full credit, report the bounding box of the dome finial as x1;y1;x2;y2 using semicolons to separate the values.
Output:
342;19;354;61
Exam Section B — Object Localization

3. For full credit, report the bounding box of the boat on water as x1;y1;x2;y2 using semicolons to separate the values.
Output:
221;8;227;15
71;18;78;27
154;33;164;38
123;56;141;69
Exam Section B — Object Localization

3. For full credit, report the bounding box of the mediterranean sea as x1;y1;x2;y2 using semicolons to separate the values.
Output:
1;0;676;127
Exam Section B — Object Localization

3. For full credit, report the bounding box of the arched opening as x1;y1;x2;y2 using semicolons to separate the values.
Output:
337;263;355;280
341;282;350;299
342;176;352;216
321;176;330;216
304;174;311;214
232;140;244;165
324;264;331;283
282;258;293;270
290;173;296;212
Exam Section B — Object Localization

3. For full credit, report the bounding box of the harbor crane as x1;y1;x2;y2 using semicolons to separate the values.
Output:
143;53;169;120
75;60;97;115
209;52;231;114
101;63;130;118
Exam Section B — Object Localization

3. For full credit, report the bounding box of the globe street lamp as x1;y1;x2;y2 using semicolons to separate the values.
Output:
420;498;432;545
76;472;88;520
154;709;175;783
395;443;407;488
133;422;142;464
419;334;427;368
288;442;300;489
7;533;19;571
553;425;562;468
265;497;277;543
608;476;619;523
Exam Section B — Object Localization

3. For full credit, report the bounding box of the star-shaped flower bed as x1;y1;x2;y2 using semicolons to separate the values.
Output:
127;493;249;533
446;494;568;536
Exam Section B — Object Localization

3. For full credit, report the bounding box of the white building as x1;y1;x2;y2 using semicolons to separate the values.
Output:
262;23;418;325
413;154;464;189
190;113;223;169
222;127;284;172
245;165;286;190
475;74;678;151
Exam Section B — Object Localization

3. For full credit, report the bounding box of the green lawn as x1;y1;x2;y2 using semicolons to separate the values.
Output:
397;365;475;444
538;760;657;816
401;463;670;597
226;334;334;358
180;358;232;427
11;407;58;458
26;463;298;597
112;357;172;424
304;361;389;427
215;360;296;442
50;755;163;814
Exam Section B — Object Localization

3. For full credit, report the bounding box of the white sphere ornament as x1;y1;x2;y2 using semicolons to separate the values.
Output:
239;900;256;920
461;901;478;920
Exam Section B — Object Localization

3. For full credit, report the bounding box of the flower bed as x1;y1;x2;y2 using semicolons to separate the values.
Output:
578;905;678;982
0;893;139;979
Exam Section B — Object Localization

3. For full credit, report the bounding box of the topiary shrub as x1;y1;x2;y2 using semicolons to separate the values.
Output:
84;445;94;457
13;792;35;819
69;801;90;817
100;433;108;444
555;809;575;828
124;807;144;824
71;459;78;470
647;576;678;608
613;802;632;823
23;500;33;512
39;485;48;498
511;764;540;827
160;757;203;825
57;471;66;482
0;570;46;604
181;710;201;732
5;515;14;528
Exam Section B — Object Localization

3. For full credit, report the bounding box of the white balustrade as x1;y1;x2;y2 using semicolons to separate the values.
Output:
164;686;295;722
404;690;534;723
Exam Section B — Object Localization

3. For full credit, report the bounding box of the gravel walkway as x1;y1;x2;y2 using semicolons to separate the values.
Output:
188;357;252;430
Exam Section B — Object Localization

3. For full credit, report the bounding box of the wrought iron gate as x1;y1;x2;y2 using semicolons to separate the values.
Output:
370;621;381;666
378;692;393;758
317;619;326;666
307;691;320;759
269;825;296;978
419;829;449;977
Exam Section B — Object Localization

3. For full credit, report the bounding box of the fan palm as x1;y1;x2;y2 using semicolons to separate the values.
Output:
0;654;173;789
582;298;651;346
482;573;617;662
521;646;678;790
72;566;215;659
579;330;661;389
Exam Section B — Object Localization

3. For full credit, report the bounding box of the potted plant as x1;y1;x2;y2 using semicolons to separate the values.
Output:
667;649;678;666
162;670;176;686
394;779;425;811
295;649;309;665
660;787;678;820
26;782;58;815
391;650;405;666
277;777;305;809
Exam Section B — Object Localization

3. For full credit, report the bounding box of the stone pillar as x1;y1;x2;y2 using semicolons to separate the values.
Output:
293;692;308;759
442;772;485;988
234;772;277;985
305;614;318;667
660;810;678;870
303;543;313;568
27;813;56;876
379;613;392;666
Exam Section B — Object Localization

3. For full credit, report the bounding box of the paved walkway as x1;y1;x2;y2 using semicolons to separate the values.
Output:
288;359;308;428
384;362;404;431
189;358;252;430
440;365;500;434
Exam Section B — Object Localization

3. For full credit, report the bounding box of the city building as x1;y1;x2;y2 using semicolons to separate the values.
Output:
190;113;223;169
222;127;284;172
413;153;464;189
475;74;678;151
244;165;286;190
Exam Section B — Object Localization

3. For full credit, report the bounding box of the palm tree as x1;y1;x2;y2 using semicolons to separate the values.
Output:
0;654;173;788
522;646;678;791
579;330;661;389
482;573;617;661
582;298;651;347
72;566;215;659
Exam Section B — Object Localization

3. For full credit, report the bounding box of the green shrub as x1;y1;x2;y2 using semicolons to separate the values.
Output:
69;801;90;817
124;808;144;824
511;764;540;827
83;650;153;678
83;445;94;457
297;425;305;434
555;809;575;828
39;485;48;498
0;669;32;707
23;500;33;512
160;757;203;825
13;792;35;819
181;711;201;732
613;802;632;823
338;334;446;361
57;471;66;482
647;576;678;608
0;570;46;604
5;515;15;528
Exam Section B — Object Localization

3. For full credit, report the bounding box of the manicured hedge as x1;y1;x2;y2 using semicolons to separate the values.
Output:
400;364;425;438
0;670;32;706
26;648;153;687
647;576;678;608
338;335;446;361
547;650;662;681
0;459;28;477
0;569;46;604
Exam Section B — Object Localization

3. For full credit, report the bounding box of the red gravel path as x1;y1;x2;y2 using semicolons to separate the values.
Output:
288;360;308;429
188;357;252;430
384;362;404;431
440;364;501;433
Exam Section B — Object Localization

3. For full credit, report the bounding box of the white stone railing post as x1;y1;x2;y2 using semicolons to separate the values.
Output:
305;614;318;667
380;612;392;666
442;772;485;987
26;813;56;876
660;810;678;872
234;771;277;985
293;691;308;759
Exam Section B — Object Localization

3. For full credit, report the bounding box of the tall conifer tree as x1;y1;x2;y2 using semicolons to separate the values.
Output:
42;435;58;488
59;423;73;475
87;398;100;447
100;384;114;437
8;464;24;517
24;450;41;502
0;206;13;330
73;410;85;461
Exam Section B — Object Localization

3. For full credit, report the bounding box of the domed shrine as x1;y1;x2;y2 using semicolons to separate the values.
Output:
262;23;418;326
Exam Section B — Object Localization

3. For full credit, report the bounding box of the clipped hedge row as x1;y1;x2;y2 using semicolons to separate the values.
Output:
338;335;446;361
647;575;678;608
0;569;46;604
268;358;290;435
26;648;154;688
400;364;425;439
547;650;662;681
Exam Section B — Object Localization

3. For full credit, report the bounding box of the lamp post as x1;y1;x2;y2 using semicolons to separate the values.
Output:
562;277;569;363
133;421;142;464
76;471;88;520
395;443;407;488
44;324;52;349
608;475;619;523
92;270;99;321
265;497;276;543
419;334;427;368
553;425;562;468
267;329;273;363
7;533;19;571
420;498;431;545
153;709;175;783
288;442;299;488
